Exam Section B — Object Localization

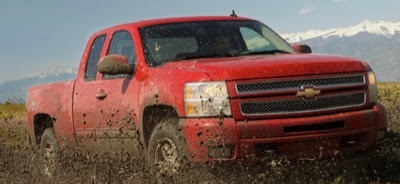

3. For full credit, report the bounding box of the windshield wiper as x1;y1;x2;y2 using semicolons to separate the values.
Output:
173;50;290;62
174;53;236;61
237;49;291;56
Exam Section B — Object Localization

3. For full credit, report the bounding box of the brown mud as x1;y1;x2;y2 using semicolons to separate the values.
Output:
0;117;399;183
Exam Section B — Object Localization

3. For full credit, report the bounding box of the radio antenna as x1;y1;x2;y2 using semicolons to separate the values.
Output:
230;10;237;17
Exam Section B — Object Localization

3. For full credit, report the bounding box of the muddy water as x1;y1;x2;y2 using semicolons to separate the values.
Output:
1;118;399;183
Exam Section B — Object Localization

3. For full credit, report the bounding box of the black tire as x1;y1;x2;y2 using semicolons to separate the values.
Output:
40;128;60;177
147;120;187;176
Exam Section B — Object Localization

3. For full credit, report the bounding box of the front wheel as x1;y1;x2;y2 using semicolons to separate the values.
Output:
147;121;187;176
40;128;60;177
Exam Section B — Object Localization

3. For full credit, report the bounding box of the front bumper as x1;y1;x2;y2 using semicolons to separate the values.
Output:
182;103;387;162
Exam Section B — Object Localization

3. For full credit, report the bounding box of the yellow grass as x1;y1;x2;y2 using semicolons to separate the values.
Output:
0;102;26;120
377;82;400;134
0;103;27;147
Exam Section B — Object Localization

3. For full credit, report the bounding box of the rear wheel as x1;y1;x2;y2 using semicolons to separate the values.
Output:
147;121;187;176
40;128;60;177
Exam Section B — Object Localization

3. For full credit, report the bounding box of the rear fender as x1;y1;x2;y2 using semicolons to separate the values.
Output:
26;81;78;149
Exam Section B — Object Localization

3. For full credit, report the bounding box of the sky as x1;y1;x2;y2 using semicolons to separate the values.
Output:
0;0;399;84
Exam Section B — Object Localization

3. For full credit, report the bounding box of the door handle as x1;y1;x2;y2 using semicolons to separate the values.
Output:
96;89;107;99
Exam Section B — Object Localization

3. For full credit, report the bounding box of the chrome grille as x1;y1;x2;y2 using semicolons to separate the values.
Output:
240;92;366;116
236;75;365;94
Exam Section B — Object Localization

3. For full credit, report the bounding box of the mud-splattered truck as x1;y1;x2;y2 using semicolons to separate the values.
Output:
26;16;387;175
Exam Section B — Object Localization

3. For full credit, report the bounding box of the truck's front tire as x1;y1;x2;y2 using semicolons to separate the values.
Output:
147;121;187;176
40;128;60;177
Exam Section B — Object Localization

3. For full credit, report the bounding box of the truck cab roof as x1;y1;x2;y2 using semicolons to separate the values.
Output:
93;16;254;35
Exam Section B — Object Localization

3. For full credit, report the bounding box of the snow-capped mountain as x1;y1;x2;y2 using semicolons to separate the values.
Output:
281;20;400;82
282;20;400;43
0;67;77;103
26;67;77;79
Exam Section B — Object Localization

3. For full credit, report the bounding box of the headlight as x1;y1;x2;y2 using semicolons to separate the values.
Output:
184;82;232;117
368;71;378;103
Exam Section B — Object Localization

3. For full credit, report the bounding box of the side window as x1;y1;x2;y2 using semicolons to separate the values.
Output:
85;35;106;81
239;27;274;52
104;31;136;79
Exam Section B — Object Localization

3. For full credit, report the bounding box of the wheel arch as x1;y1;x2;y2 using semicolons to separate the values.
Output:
141;104;180;147
33;113;54;145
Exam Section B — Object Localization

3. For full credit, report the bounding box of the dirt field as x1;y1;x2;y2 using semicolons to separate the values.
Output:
1;84;399;183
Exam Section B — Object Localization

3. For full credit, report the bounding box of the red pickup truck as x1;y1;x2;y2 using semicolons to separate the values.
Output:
26;16;387;175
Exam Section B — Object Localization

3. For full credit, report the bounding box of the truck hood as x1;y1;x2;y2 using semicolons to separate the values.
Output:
162;54;367;81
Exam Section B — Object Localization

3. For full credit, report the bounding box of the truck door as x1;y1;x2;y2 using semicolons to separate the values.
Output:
94;30;141;151
73;34;107;144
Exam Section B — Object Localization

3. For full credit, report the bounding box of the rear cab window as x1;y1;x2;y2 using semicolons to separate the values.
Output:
84;35;106;81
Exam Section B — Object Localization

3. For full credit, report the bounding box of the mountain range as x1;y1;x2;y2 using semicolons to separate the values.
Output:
281;20;400;82
0;68;76;103
1;20;399;103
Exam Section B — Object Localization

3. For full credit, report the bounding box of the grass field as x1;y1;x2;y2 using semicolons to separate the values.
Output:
378;82;400;99
0;102;26;120
378;82;400;133
0;102;27;147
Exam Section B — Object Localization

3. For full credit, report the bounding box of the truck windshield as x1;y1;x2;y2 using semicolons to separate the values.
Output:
139;20;295;67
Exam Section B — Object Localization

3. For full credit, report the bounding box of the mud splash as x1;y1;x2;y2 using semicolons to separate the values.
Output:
0;120;399;183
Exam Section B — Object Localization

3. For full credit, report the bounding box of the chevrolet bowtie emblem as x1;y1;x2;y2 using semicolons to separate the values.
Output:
297;87;321;99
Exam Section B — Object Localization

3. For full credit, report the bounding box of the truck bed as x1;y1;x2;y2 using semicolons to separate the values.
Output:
26;80;77;148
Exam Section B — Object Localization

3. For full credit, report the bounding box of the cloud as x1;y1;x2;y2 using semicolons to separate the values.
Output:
298;7;312;15
332;0;347;3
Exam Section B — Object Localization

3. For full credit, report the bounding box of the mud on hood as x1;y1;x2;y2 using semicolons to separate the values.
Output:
162;54;367;81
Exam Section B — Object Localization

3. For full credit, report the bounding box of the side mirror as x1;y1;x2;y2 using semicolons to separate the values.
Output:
97;55;135;75
293;44;312;54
